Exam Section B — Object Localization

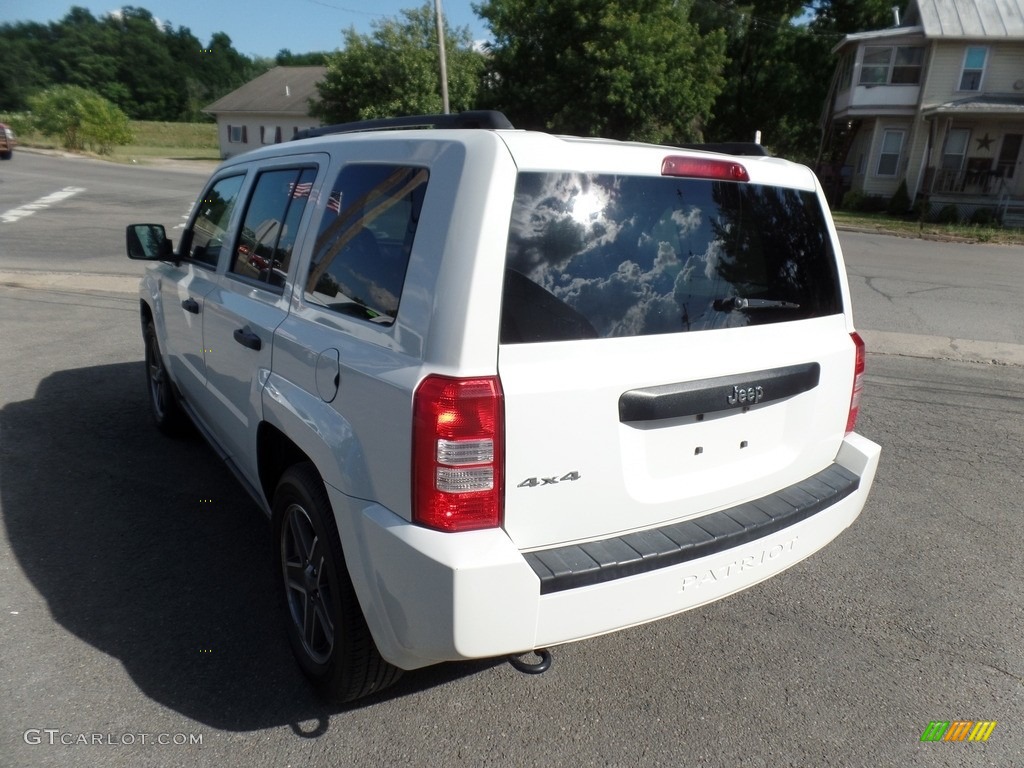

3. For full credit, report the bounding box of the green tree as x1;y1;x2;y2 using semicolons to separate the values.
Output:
29;85;132;153
0;22;60;111
0;6;261;121
275;49;330;66
810;0;896;35
312;3;484;123
475;0;727;143
692;0;828;160
692;0;897;160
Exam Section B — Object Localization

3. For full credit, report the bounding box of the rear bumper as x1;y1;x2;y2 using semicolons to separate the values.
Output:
336;432;881;670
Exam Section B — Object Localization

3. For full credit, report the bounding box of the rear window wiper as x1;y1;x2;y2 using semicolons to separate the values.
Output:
713;297;801;311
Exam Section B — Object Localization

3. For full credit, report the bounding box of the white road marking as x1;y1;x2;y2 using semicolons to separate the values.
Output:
1;186;86;224
173;201;194;230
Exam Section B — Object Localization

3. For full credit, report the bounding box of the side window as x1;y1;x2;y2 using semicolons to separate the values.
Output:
231;167;316;289
304;165;428;325
187;174;244;268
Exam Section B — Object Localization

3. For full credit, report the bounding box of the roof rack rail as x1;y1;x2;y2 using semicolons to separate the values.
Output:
293;110;514;141
677;142;770;157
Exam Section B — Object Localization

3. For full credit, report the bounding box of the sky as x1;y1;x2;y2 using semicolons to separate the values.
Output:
0;0;490;58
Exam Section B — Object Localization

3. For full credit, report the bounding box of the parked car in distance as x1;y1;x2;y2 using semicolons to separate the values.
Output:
126;110;881;703
0;123;16;159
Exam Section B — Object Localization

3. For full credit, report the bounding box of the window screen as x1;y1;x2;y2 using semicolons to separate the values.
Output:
501;172;841;344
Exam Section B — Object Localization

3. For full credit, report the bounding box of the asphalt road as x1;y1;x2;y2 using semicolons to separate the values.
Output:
2;151;1023;767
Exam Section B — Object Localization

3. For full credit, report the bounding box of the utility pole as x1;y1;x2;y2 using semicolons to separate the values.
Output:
434;0;450;114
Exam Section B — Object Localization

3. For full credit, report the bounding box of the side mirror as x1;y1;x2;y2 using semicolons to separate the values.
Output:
126;224;173;261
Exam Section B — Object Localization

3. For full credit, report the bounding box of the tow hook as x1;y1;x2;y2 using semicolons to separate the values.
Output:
507;649;552;674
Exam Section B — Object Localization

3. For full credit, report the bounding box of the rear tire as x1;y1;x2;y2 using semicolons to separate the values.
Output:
273;463;402;703
143;320;188;436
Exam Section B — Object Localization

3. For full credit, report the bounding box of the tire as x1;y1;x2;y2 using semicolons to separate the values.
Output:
143;320;188;436
0;150;12;160
273;463;402;703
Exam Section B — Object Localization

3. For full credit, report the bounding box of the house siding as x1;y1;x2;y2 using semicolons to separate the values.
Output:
861;119;914;197
216;113;321;159
923;41;1024;104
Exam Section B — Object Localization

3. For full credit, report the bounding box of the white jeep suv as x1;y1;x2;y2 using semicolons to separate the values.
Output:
126;111;880;702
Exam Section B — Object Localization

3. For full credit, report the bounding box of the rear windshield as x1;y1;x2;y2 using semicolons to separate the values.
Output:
501;172;842;343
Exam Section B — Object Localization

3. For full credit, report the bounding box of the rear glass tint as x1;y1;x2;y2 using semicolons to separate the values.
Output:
501;172;841;344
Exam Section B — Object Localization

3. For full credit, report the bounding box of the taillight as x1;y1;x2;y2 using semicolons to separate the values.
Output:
412;375;504;532
661;155;750;182
846;332;865;434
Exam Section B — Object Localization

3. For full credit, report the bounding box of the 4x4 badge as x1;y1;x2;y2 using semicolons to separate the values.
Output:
517;472;581;488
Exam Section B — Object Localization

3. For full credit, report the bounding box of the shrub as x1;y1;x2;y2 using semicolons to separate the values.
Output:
887;180;911;215
840;191;887;213
840;190;865;211
969;207;999;226
934;204;960;225
28;85;133;154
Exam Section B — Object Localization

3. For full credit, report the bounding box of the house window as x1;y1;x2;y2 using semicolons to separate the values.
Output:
859;46;924;85
860;47;891;84
958;46;987;91
837;52;854;91
228;125;247;143
941;129;970;172
876;129;904;176
260;126;280;145
891;47;924;84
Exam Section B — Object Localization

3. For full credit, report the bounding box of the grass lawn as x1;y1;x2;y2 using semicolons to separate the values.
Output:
10;119;220;163
113;120;220;162
831;210;1024;246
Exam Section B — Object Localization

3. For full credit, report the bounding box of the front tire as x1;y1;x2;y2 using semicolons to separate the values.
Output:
273;463;401;703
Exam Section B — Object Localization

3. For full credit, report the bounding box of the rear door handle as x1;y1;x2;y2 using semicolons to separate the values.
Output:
181;298;199;314
232;326;262;351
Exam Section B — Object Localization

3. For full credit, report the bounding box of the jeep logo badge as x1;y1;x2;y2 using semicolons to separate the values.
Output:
727;384;764;406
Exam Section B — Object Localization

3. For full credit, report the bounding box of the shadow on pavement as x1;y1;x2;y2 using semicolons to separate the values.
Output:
0;362;498;731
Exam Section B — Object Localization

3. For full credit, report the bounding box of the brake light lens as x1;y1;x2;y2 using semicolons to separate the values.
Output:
846;332;865;434
412;375;504;532
661;156;750;182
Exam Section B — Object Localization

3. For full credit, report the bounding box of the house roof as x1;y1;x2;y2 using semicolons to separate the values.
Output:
835;0;1024;51
203;66;327;115
832;25;924;53
906;0;1024;38
922;94;1024;116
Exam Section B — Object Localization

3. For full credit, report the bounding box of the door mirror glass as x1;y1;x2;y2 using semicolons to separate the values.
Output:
126;224;173;260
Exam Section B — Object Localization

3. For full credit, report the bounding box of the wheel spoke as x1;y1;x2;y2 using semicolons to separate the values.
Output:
288;509;314;560
284;560;306;593
314;594;334;640
302;592;317;648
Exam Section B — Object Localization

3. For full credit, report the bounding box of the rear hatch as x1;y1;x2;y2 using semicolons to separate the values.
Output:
496;140;855;551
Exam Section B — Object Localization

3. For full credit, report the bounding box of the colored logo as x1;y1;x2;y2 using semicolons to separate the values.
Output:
920;720;997;742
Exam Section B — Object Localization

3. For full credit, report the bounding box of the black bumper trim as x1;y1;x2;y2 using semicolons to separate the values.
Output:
524;463;859;595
